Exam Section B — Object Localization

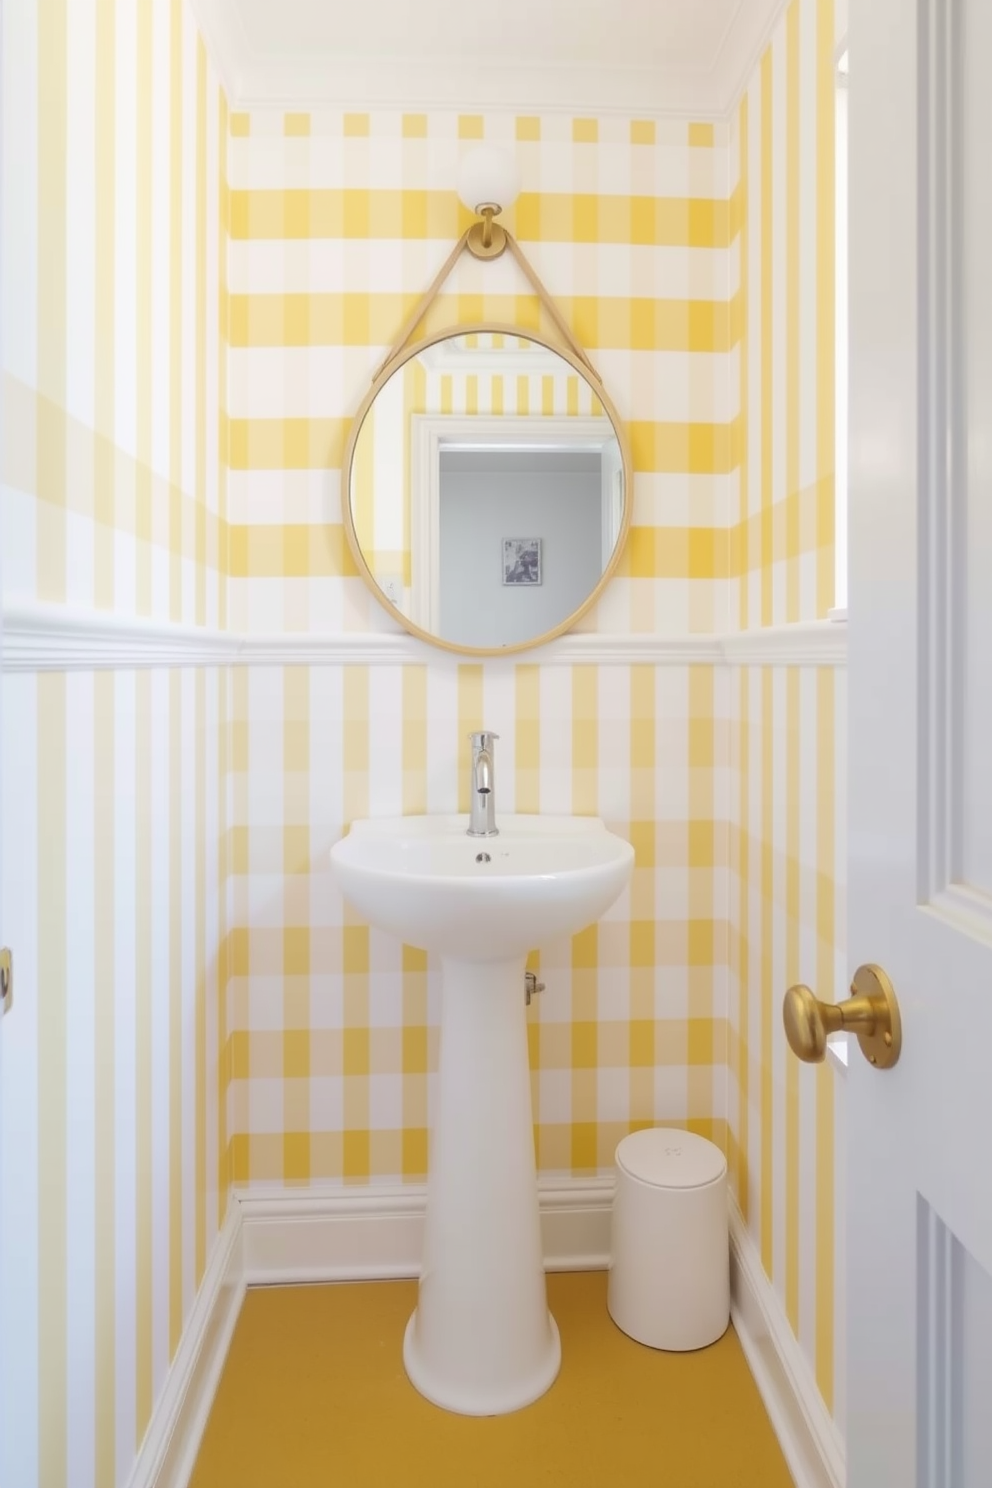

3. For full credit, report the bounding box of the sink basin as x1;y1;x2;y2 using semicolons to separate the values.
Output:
330;813;633;1417
330;813;634;960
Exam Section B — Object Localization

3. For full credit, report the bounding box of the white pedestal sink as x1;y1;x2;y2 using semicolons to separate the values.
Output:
330;814;634;1415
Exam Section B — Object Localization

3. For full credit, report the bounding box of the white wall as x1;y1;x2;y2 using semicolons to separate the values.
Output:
438;452;603;648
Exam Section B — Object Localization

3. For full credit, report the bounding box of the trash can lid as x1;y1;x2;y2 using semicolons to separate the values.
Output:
616;1128;727;1190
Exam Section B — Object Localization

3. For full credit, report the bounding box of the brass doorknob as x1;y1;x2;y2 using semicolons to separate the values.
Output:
783;963;901;1070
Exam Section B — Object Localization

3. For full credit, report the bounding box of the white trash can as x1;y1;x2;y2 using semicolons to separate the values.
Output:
607;1127;730;1351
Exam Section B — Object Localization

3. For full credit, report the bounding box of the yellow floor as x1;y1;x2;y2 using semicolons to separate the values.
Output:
191;1273;793;1488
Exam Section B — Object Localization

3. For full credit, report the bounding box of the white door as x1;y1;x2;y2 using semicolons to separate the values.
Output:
847;0;992;1483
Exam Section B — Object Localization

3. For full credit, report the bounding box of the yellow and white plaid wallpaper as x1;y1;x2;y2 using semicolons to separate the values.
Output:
0;4;230;1487
727;0;846;1429
227;659;729;1183
0;3;852;1480
225;109;735;638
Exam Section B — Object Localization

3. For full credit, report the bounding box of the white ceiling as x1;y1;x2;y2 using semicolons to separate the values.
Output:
192;0;787;117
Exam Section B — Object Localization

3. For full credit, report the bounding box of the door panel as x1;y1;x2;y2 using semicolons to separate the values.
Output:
848;0;992;1484
961;0;992;897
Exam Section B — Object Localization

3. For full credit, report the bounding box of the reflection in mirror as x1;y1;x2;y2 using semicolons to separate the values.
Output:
347;332;626;651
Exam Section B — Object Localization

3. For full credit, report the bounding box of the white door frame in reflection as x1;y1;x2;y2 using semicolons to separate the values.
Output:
409;415;621;635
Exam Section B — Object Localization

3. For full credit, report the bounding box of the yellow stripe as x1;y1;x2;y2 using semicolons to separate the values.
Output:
515;666;540;815
760;49;773;627
786;1;801;623
170;0;183;622
94;0;115;609
135;671;153;1438
228;190;734;249
815;670;836;1408
38;674;67;1487
629;665;655;1115
196;38;208;627
136;0;153;615
401;668;427;815
785;668;800;1332
169;670;183;1357
196;667;207;1276
571;666;599;1169
738;97;749;629
217;667;229;1226
817;0;836;615
283;669;311;1185
687;666;716;1137
228;292;736;354
219;88;229;629
572;667;598;817
36;0;67;601
456;666;484;814
404;360;426;585
737;668;750;1221
760;668;773;1277
94;673;116;1488
227;417;735;476
342;668;370;1180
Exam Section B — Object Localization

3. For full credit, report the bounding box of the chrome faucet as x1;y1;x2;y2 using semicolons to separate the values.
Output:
467;731;499;837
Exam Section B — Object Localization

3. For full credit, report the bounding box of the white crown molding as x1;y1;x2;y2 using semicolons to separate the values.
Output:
190;0;784;120
1;604;846;671
729;1199;845;1488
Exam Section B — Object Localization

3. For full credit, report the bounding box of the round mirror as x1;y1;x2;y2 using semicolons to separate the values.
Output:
342;326;632;655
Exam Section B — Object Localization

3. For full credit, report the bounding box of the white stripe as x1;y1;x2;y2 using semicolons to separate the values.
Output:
65;672;96;1488
2;0;38;388
746;665;762;1227
797;666;819;1367
227;240;733;304
424;663;458;818
64;0;96;431
799;0;820;500
770;664;786;1296
113;669;137;1478
368;666;403;817
203;670;219;1245
151;666;171;1403
181;11;198;526
115;0;138;463
224;346;732;425
227;135;731;199
537;665;573;816
181;667;196;1315
150;0;172;488
771;20;787;539
0;676;40;1488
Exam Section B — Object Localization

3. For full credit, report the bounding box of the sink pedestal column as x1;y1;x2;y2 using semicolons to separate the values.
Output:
403;956;560;1415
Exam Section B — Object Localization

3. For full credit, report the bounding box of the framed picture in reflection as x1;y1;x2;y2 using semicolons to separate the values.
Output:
502;538;542;586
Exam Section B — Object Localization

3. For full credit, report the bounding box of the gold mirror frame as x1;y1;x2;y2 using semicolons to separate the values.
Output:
341;229;633;658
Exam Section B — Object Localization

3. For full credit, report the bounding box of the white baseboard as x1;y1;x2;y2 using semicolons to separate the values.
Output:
237;1177;615;1284
127;1182;843;1488
729;1200;845;1488
126;1206;245;1488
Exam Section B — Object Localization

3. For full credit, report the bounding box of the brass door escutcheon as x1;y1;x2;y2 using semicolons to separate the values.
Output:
783;963;901;1070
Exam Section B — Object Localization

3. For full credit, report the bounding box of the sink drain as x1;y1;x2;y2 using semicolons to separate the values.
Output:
475;852;492;863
